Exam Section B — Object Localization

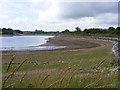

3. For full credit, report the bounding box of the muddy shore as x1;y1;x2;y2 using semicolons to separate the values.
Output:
54;35;119;57
41;37;101;49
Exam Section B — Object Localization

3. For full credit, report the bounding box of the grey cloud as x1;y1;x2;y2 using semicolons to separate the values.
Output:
58;2;118;19
95;13;118;25
97;18;118;25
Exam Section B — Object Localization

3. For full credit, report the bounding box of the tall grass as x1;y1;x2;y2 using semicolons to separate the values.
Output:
2;38;119;88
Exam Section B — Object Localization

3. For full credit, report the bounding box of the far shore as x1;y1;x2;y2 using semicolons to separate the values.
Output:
0;34;55;37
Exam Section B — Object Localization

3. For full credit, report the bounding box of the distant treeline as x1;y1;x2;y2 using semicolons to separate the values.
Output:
62;27;120;37
0;28;59;35
0;27;120;37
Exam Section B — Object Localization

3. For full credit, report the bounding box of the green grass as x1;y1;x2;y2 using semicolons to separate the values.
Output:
2;39;119;88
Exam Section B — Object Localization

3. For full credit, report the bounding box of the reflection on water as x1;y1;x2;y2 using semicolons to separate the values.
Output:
0;35;66;51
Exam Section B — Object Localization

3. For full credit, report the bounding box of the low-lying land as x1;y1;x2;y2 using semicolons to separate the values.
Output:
2;36;119;88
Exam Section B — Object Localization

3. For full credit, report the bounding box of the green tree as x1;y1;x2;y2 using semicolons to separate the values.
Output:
62;29;70;33
75;27;81;32
2;28;14;35
115;27;120;35
108;27;115;34
14;30;23;34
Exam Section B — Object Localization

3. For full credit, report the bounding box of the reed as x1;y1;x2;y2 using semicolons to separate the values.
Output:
83;77;102;89
2;58;27;88
95;83;113;88
5;71;27;88
40;74;50;86
19;71;27;84
47;76;65;89
6;54;15;72
46;67;72;89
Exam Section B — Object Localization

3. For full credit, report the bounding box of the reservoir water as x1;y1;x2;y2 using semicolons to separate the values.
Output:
0;35;65;51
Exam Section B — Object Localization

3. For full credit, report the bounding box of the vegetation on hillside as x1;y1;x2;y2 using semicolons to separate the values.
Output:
62;27;120;37
0;28;59;35
0;26;120;37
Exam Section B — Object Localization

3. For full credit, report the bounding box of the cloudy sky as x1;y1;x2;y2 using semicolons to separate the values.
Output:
0;0;118;31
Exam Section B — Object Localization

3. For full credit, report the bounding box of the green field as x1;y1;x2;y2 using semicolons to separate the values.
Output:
2;37;119;88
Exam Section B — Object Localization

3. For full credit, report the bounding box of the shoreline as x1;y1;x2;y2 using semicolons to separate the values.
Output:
0;34;55;37
41;36;101;48
55;35;119;57
1;35;118;57
40;35;119;57
1;36;102;52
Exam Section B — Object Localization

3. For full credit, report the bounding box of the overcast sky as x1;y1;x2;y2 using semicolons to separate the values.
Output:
0;0;118;31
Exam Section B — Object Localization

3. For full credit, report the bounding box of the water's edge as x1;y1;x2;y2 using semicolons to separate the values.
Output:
0;35;66;51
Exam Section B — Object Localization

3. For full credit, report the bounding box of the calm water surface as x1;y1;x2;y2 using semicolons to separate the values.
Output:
0;35;65;51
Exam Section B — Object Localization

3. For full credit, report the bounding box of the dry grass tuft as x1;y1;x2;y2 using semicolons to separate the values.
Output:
6;54;15;72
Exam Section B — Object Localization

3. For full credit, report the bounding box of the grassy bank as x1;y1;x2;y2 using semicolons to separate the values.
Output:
2;37;119;88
